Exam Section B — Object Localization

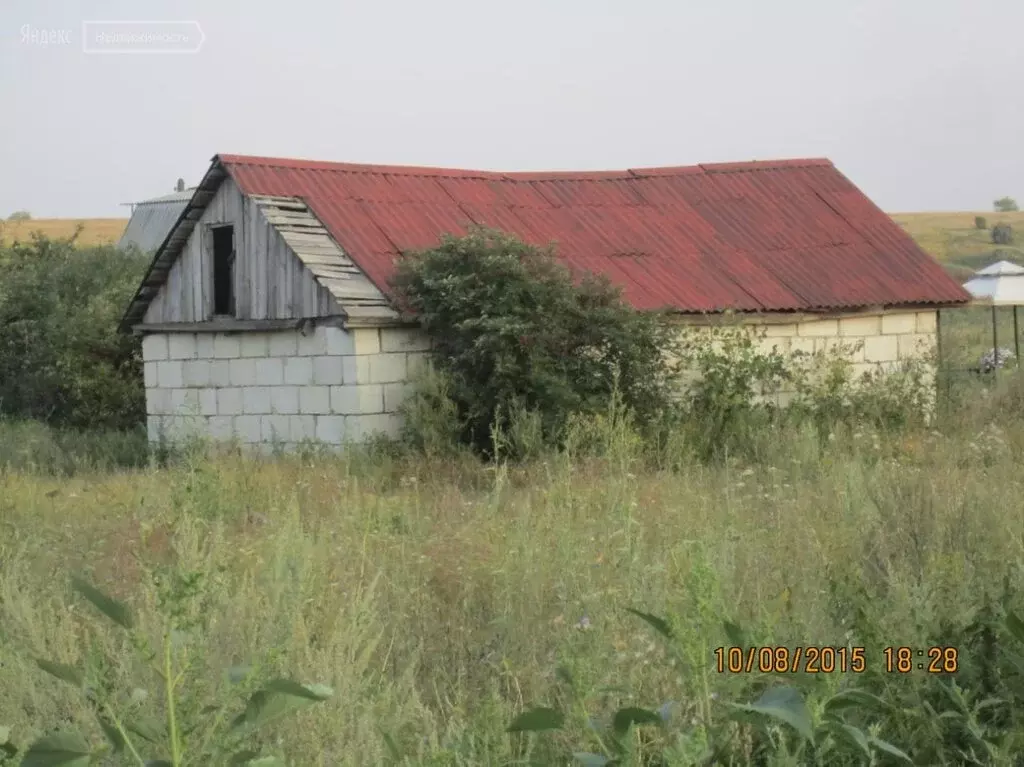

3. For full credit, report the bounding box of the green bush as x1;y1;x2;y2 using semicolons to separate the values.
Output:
975;215;988;230
993;223;1014;245
390;228;681;457
0;235;147;430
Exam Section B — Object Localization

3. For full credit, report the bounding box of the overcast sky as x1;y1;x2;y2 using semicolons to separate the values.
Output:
1;0;1021;218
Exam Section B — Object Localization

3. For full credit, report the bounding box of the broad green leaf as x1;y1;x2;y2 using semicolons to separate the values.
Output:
19;731;92;767
71;576;133;630
35;660;83;689
868;736;913;764
229;750;260;764
1006;611;1024;645
573;754;613;766
97;719;124;752
817;721;870;759
231;682;333;734
0;741;16;761
624;609;673;639
723;621;746;647
0;725;10;743
725;686;813;742
507;707;565;733
126;716;165;743
611;707;662;736
824;689;893;716
263;679;333;701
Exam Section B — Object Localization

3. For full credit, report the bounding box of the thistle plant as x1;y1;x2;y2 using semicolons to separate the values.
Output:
2;575;332;766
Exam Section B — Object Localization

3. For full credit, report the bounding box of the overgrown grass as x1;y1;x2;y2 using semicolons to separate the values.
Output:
4;372;1024;764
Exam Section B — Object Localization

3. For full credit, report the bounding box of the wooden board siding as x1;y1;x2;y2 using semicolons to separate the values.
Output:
143;178;342;324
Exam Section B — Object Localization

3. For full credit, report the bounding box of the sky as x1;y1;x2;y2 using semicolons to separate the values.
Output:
0;0;1021;218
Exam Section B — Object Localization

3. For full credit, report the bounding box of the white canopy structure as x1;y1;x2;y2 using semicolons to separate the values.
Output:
962;260;1024;369
962;260;1024;305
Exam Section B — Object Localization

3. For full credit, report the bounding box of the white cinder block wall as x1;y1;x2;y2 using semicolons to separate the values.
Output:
679;309;938;407
142;324;430;449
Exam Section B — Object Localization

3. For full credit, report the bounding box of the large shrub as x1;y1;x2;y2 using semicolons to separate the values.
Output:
0;234;148;430
390;228;680;456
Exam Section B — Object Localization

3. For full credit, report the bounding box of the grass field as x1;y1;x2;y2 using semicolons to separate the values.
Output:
0;217;128;246
3;372;1024;764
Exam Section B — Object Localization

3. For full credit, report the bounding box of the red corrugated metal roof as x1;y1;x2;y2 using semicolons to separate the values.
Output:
218;154;970;313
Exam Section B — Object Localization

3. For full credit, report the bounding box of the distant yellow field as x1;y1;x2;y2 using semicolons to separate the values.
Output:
892;211;1024;263
0;218;128;246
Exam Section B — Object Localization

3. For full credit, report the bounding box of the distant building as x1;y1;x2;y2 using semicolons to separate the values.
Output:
120;153;972;450
118;186;193;254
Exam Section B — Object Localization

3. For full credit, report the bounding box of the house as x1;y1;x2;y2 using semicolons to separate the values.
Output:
119;153;971;449
118;185;193;254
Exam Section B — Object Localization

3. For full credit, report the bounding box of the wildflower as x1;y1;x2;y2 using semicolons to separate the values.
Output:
576;615;592;631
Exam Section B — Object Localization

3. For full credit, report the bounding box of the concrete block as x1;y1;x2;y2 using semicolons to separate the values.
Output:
217;388;244;415
240;333;269;358
284;357;314;386
182;360;212;388
142;334;168;361
255;358;284;386
290;415;316;442
233;415;262;443
209;361;232;387
347;413;402;442
755;336;790;356
369;353;407;383
261;414;292;443
208;415;234;440
268;331;298;357
797;318;839;337
213;334;242;359
147;388;171;415
330;384;384;415
299;386;331;414
229;358;257;386
353;328;381;355
761;323;798;338
167;334;197;360
838;315;881;337
383;381;415;412
325;326;356;355
157;360;184;389
144;361;158;388
381;327;431;353
406;353;429;378
342;355;371;385
297;325;329;356
881;312;917;335
917;311;938;333
270;385;299;414
169;388;199;414
898;333;935;360
312;355;345;385
315;415;346;444
243;387;272;414
789;337;815;356
195;334;216;358
146;415;163;443
198;388;218;416
863;335;899;363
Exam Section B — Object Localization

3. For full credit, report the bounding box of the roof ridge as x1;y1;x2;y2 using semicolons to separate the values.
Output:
214;153;834;180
